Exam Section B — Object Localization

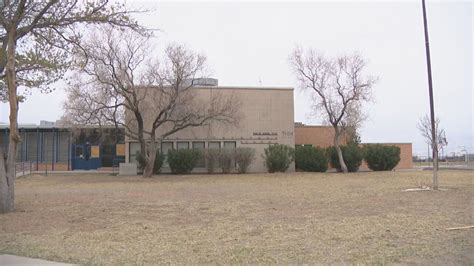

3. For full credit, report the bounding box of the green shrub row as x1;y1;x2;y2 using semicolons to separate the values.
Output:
327;144;364;172
204;147;256;174
295;146;328;172
168;149;201;174
135;143;401;175
363;144;401;171
159;147;257;174
294;144;401;173
263;144;295;173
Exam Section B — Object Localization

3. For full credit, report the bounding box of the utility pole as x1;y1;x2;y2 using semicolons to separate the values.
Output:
422;0;438;190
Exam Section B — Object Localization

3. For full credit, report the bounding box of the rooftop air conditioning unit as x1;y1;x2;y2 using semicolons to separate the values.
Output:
184;78;218;87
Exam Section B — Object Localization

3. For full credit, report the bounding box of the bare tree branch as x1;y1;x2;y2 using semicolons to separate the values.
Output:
290;47;377;173
64;28;240;178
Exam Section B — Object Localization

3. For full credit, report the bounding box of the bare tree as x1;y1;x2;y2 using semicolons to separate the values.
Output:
0;0;144;213
418;114;447;168
289;47;376;173
64;28;240;177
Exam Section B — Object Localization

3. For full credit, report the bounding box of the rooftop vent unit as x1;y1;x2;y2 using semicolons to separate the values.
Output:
184;78;218;87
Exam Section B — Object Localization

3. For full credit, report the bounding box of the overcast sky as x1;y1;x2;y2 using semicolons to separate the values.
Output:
0;0;472;156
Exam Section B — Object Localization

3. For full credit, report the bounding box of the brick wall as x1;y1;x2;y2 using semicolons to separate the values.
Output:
294;126;348;148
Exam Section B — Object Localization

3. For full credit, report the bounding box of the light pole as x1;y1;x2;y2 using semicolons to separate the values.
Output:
421;0;438;190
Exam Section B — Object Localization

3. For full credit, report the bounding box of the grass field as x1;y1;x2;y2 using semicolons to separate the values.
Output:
0;170;472;264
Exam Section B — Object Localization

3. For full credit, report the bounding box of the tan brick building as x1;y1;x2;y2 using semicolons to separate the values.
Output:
294;124;413;170
294;124;349;148
125;85;295;173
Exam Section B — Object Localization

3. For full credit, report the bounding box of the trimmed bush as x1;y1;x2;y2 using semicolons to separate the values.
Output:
264;144;295;173
364;144;401;171
167;149;202;174
135;150;165;174
218;149;234;174
234;147;256;173
328;144;363;172
295;146;328;172
204;149;220;173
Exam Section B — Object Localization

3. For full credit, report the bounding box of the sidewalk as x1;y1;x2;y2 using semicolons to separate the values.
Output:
0;254;73;265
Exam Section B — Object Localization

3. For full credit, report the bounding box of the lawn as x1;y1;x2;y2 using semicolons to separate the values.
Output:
0;170;472;264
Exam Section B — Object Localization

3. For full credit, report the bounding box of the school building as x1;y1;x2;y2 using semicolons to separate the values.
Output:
125;80;295;173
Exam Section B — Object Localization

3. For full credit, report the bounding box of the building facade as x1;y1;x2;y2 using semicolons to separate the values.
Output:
125;85;295;173
0;123;125;171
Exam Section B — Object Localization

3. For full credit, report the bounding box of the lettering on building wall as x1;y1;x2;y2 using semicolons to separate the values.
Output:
253;132;278;136
282;131;294;138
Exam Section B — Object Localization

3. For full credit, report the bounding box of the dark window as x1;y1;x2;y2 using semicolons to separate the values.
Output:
224;141;236;149
208;141;221;149
192;142;205;149
177;142;189;150
192;142;205;167
161;142;174;167
75;146;83;158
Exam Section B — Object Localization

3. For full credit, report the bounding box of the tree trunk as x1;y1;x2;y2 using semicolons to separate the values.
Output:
0;31;19;213
334;129;348;173
142;140;157;178
0;146;14;213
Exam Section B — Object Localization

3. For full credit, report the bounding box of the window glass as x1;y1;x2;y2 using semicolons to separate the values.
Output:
129;142;141;164
161;142;173;154
75;146;83;158
161;142;174;167
177;142;189;150
192;142;205;149
224;141;236;149
193;142;205;167
208;141;220;149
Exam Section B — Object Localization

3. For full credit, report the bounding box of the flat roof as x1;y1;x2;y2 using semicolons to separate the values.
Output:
295;125;333;128
138;85;294;91
195;86;294;91
0;124;122;130
361;142;412;145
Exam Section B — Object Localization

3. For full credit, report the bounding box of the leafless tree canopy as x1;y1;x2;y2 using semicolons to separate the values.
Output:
0;0;146;101
290;47;376;132
0;0;145;213
63;28;240;177
289;47;376;172
418;114;447;150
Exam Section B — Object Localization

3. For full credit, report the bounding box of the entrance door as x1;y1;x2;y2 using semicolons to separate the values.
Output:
72;144;102;170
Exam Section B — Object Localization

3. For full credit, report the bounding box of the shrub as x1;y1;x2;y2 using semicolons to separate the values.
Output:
234;147;256;173
328;144;363;172
218;149;234;174
295;146;328;172
135;150;165;174
264;144;295;173
167;149;202;174
204;149;220;173
363;144;401;171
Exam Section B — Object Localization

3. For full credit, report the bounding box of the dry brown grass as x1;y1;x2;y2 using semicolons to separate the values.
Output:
0;170;472;264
